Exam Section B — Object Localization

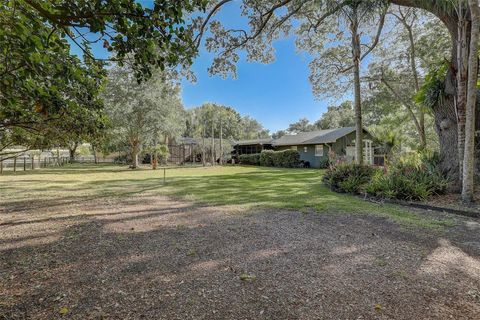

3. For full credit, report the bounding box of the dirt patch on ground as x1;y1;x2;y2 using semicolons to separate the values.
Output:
1;195;479;319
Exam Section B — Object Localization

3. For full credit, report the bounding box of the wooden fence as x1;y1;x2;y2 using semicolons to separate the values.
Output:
0;156;70;174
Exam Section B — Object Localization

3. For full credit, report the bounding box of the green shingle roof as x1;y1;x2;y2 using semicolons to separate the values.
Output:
234;138;274;146
272;127;357;146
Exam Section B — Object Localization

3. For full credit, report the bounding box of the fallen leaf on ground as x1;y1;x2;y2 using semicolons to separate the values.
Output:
59;307;69;315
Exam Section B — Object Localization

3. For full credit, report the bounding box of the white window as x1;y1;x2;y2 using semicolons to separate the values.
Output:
315;145;324;157
304;146;308;153
291;146;297;150
363;140;373;165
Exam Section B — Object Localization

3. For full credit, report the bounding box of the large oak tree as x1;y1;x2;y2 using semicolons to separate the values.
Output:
192;0;479;199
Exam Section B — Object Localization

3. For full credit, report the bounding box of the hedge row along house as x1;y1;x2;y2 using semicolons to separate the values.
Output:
233;127;378;168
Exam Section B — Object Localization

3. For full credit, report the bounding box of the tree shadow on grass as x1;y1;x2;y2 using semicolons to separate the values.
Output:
1;167;455;229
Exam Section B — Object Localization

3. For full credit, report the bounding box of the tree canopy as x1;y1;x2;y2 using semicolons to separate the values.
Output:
103;65;185;168
1;0;208;157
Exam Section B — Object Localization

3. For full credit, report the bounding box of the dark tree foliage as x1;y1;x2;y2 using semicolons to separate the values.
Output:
1;0;207;153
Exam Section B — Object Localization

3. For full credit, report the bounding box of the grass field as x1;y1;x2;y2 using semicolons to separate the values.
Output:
0;163;453;228
3;164;479;319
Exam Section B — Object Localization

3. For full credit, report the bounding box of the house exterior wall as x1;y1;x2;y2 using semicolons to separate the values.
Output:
277;145;328;168
275;130;375;168
330;130;375;154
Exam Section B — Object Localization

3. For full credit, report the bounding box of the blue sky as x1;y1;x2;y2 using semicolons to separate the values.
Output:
70;0;335;133
183;38;329;132
182;1;330;132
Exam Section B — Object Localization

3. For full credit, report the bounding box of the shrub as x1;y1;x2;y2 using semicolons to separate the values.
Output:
114;154;130;164
239;150;300;168
366;163;447;201
322;163;377;194
324;151;448;201
259;150;274;166
280;149;301;168
366;151;447;201
318;158;330;169
271;150;283;167
238;153;260;165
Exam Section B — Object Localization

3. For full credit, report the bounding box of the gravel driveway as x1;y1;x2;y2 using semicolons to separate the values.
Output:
1;195;479;319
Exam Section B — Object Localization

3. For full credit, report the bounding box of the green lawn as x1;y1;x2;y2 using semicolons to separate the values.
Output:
0;163;453;228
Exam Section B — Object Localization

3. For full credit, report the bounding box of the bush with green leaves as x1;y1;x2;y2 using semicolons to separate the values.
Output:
239;150;300;168
271;151;283;167
278;149;301;168
322;163;377;194
366;155;448;201
318;158;330;169
259;150;275;166
238;153;261;165
323;151;448;201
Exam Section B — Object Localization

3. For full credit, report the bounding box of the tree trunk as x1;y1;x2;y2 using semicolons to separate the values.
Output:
432;86;459;182
390;0;479;184
419;112;426;149
164;135;169;166
219;119;223;165
92;144;98;164
462;0;479;202
152;137;158;170
130;140;140;169
476;91;480;178
202;124;206;167
152;152;157;170
456;8;469;182
68;142;78;163
431;29;460;184
350;9;363;165
211;121;215;166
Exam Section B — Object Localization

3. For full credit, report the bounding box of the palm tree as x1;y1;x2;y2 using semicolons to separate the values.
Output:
337;0;388;164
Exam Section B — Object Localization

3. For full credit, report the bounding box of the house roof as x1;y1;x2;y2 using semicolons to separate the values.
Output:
234;138;274;146
272;127;358;146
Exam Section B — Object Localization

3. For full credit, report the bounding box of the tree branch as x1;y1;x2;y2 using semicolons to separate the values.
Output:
194;0;234;49
340;10;387;73
380;75;423;135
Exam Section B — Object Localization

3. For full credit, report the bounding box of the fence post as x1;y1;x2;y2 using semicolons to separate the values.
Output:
31;157;34;170
13;157;17;172
0;157;2;174
23;157;26;171
163;167;166;184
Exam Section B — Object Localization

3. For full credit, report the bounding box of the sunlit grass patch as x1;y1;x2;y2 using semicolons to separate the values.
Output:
0;163;454;229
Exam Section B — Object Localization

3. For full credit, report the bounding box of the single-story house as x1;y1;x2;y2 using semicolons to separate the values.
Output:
232;138;274;156
233;127;377;168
